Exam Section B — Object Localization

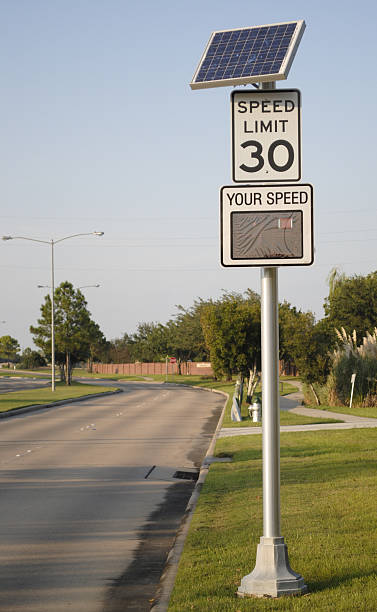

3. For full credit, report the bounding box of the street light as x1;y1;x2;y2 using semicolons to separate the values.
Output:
77;284;100;289
37;284;100;289
2;232;104;391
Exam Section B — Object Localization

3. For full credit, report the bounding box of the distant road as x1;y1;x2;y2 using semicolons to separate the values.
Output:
0;380;224;612
0;376;49;394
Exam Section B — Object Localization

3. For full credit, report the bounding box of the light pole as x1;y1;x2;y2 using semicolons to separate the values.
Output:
2;232;104;391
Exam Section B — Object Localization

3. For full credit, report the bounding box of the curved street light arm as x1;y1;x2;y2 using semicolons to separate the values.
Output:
54;232;104;245
3;232;104;245
2;236;50;245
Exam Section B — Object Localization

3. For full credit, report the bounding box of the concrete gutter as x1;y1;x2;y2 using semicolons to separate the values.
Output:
151;388;229;612
0;388;122;419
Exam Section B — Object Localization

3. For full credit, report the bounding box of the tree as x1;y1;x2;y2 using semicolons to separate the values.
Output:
166;300;210;372
106;334;134;363
0;335;20;362
278;302;336;403
19;348;46;369
293;319;333;404
278;301;322;368
201;291;261;380
324;268;377;339
131;322;169;362
30;281;105;384
86;320;109;372
102;300;210;372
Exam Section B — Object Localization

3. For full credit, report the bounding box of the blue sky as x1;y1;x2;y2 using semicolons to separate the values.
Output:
1;0;377;349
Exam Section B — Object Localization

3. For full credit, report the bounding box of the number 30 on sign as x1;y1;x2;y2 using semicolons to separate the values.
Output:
231;89;301;183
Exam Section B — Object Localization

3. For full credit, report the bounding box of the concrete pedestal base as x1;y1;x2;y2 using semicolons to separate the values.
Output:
237;537;307;598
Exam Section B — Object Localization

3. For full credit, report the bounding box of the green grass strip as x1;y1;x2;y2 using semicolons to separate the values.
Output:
0;382;118;413
168;428;377;611
0;371;49;379
314;404;377;420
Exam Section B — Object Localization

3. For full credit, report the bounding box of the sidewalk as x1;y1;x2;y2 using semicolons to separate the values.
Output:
219;383;377;437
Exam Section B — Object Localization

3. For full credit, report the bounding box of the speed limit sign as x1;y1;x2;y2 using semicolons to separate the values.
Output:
231;89;301;183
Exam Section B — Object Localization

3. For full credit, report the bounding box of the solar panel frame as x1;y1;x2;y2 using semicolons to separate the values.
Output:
190;20;305;90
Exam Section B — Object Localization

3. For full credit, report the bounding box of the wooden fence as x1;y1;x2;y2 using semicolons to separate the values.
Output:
91;361;298;377
91;362;214;376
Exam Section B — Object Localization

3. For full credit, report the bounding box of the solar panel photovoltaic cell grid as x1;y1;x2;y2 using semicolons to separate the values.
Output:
191;21;303;89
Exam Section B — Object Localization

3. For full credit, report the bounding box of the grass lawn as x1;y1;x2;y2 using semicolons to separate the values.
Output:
229;409;342;428
0;382;118;413
168;428;377;611
0;370;49;378
312;404;377;420
304;384;377;419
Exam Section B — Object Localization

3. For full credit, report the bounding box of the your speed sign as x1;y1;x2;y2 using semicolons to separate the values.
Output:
231;89;301;183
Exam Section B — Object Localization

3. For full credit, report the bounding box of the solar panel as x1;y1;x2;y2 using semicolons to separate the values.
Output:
190;20;305;90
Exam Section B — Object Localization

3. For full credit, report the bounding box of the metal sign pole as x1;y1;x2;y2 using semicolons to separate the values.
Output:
261;266;280;539
260;82;281;544
238;82;307;599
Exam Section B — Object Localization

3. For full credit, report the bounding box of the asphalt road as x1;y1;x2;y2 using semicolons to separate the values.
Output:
0;381;225;612
0;376;49;393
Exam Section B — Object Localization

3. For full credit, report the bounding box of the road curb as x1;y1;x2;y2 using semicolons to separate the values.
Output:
151;388;229;612
0;388;123;419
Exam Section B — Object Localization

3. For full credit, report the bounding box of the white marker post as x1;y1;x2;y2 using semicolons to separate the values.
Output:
350;373;357;408
238;82;307;599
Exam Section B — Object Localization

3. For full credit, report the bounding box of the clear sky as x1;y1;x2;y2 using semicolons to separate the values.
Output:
1;0;377;349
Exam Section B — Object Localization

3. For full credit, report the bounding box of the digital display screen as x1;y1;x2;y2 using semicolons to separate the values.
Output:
231;211;303;259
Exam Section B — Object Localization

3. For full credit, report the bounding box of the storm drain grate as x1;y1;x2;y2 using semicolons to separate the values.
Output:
173;469;199;481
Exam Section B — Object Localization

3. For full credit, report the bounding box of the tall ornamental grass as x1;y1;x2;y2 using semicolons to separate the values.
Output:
329;327;377;406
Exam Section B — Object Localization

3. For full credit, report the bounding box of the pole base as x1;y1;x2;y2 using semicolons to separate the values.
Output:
237;537;307;598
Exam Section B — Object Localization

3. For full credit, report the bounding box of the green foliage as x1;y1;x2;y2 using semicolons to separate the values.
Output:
106;334;134;363
86;319;109;368
105;299;210;366
30;281;105;384
19;347;46;369
279;304;333;387
279;301;314;363
0;335;20;362
131;322;169;362
324;268;377;339
166;300;209;363
201;291;261;380
101;287;333;389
